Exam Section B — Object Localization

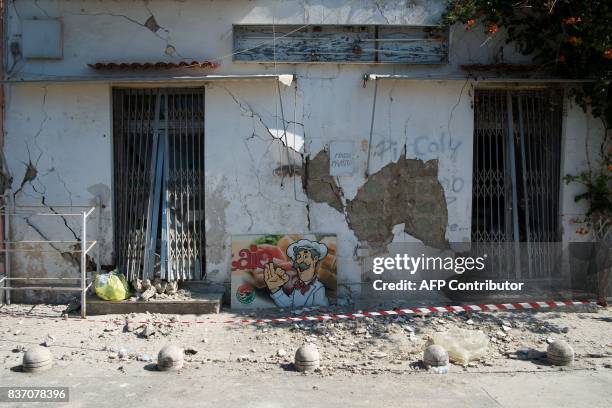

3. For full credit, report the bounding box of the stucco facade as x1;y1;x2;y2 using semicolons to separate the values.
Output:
0;0;604;304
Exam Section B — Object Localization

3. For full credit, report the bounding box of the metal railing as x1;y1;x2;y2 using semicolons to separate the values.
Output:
0;194;102;317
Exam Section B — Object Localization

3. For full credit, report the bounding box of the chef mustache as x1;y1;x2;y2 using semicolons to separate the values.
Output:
293;262;311;271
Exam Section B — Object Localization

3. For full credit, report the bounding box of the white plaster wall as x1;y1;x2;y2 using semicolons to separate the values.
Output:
6;0;526;80
2;0;605;303
4;83;112;300
560;98;607;243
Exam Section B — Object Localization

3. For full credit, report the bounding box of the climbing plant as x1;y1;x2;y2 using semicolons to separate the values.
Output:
443;0;612;238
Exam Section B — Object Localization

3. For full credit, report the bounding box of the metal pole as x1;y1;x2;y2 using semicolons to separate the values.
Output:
81;210;87;318
5;194;11;304
365;78;378;178
517;96;533;278
506;92;521;278
96;196;101;275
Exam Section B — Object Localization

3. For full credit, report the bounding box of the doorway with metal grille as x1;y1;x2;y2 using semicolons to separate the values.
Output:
112;88;205;283
471;89;564;280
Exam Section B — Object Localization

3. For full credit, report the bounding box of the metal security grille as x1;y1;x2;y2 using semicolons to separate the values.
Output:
113;88;205;283
472;89;563;279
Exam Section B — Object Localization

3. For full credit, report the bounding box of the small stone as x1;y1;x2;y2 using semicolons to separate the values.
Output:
165;281;178;295
546;337;555;344
250;348;256;353
139;325;156;339
276;349;287;357
23;346;52;373
202;338;208;344
184;347;198;355
560;327;570;334
237;355;251;362
42;335;56;347
157;345;184;371
423;345;449;367
140;287;156;301
139;354;153;362
12;345;26;353
547;340;574;366
294;344;320;372
370;351;387;359
502;326;512;332
118;348;129;359
466;319;474;325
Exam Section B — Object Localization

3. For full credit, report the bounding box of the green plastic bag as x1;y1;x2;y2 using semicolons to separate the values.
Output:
94;271;130;301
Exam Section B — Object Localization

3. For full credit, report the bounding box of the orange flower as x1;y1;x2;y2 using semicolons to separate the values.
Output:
465;19;476;30
562;16;581;25
488;23;498;35
604;49;612;59
607;164;612;172
567;36;582;46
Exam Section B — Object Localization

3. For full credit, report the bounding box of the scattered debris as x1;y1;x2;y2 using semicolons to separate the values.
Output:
139;354;153;362
42;335;56;347
139;325;157;339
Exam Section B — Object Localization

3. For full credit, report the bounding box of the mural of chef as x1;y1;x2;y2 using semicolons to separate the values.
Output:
263;239;329;308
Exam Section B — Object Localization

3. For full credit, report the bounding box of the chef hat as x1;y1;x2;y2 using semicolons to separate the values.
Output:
286;239;328;261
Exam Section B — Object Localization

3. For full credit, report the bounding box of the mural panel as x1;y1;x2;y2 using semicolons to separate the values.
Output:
231;234;337;309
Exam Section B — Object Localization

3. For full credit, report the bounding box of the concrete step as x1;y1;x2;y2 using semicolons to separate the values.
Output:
86;292;222;315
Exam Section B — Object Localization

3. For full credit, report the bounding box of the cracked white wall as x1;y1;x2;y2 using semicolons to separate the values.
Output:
4;83;113;302
2;0;606;303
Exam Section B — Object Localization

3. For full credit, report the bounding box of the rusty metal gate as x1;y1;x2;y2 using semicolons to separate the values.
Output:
113;88;205;282
471;89;564;279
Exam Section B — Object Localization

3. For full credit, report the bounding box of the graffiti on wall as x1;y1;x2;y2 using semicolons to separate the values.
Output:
231;234;337;309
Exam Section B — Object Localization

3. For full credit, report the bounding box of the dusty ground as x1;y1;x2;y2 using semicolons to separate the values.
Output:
0;303;611;407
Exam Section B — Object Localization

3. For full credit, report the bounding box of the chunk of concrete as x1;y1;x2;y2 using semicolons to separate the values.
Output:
23;346;52;373
157;345;184;371
294;344;320;372
423;345;449;367
547;340;574;366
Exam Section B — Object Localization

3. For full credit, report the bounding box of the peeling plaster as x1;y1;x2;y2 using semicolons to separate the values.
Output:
302;150;448;249
302;150;344;213
347;155;448;248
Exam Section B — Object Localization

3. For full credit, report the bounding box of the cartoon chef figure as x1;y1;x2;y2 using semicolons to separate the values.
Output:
264;239;329;308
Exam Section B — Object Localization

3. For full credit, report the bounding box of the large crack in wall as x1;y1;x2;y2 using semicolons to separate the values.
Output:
304;150;448;248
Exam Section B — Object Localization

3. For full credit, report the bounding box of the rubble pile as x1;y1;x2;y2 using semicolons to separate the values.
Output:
131;278;192;302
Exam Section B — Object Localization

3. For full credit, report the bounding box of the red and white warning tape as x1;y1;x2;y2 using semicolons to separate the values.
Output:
0;300;595;326
226;300;594;325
